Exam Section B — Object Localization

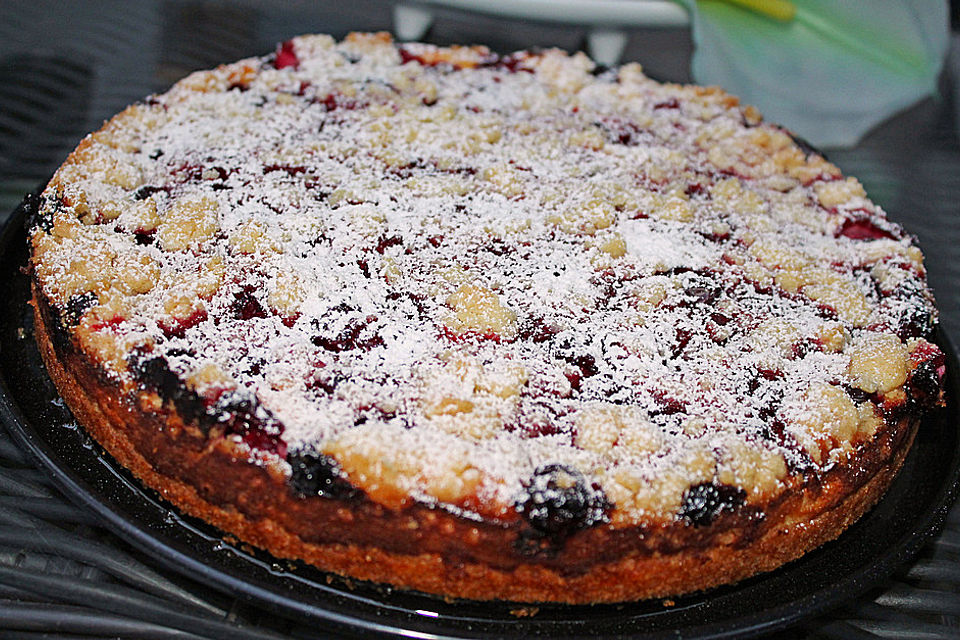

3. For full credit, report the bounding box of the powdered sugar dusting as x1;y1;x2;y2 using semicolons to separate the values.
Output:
30;34;942;524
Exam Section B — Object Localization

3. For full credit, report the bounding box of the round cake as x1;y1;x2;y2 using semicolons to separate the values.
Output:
27;32;946;603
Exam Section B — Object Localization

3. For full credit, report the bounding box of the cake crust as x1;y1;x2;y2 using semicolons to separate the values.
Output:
27;33;945;603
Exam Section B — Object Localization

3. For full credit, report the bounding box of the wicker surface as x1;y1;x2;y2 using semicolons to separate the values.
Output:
0;2;959;637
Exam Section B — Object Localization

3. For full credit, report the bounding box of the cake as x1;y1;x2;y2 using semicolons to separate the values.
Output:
26;32;946;603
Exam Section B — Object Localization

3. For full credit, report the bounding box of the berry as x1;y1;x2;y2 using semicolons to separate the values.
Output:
908;342;946;408
650;389;686;416
837;218;896;241
159;308;207;338
679;482;745;527
680;272;721;306
895;303;935;341
315;92;365;112
130;350;209;428
308;370;344;394
374;234;404;254
475;52;534;74
311;313;384;353
230;285;267;320
398;47;428;66
653;98;680;110
134;231;155;246
62;291;98;327
263;164;307;177
515;464;610;538
23;192;53;233
482;238;512;256
273;40;299;70
133;185;168;201
219;395;286;457
287;451;361;500
597;117;647;146
518;316;560;343
671;326;694;359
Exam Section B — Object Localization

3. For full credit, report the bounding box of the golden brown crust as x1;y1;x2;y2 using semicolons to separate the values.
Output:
32;283;918;603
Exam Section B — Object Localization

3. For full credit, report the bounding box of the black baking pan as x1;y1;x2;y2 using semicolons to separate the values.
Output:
2;196;959;639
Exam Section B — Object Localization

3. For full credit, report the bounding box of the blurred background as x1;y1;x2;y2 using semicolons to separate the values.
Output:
0;1;959;638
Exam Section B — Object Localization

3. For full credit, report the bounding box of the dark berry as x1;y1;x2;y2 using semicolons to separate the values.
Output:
516;415;562;438
387;159;427;179
516;464;610;539
518;316;560;343
398;47;427;66
671;327;694;359
756;391;783;421
568;354;598;378
22;192;52;234
483;238;511;256
315;92;364;112
843;384;871;404
231;285;267;320
356;259;370;278
684;284;721;305
311;314;384;353
680;271;721;306
679;482;745;527
908;342;945;408
374;234;404;254
650;389;686;416
554;338;599;375
710;312;731;326
308;370;344;394
134;185;168;201
173;162;204;183
244;358;265;377
134;231;155;245
791;337;821;359
219;395;286;456
895;303;935;341
560;351;598;392
62;291;98;327
755;419;814;473
130;350;210;428
384;290;427;321
685;183;707;198
288;451;361;500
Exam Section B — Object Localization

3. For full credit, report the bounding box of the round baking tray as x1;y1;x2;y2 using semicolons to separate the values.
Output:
1;197;959;639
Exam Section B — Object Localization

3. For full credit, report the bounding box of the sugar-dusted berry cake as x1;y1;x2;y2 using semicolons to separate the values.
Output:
27;32;945;603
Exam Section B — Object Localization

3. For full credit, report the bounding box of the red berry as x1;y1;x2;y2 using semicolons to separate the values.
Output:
274;40;299;70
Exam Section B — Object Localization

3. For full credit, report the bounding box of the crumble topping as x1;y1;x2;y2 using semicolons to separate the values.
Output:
29;33;943;528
